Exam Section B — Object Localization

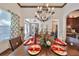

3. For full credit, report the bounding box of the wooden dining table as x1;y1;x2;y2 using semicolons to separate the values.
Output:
9;44;59;56
9;43;79;56
8;43;79;56
9;35;79;56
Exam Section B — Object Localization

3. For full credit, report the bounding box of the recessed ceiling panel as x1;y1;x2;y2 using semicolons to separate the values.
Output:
18;3;66;8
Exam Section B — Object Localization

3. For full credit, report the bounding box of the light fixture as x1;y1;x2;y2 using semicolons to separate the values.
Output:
67;25;71;28
35;3;55;22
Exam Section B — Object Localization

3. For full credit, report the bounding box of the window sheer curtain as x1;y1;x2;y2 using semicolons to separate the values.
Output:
10;12;21;38
0;9;11;41
0;9;21;40
8;10;22;50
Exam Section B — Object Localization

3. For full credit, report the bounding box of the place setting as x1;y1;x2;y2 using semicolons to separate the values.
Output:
23;31;67;56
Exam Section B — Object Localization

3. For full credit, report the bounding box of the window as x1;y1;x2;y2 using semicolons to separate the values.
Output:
24;19;31;39
0;10;11;41
24;18;39;39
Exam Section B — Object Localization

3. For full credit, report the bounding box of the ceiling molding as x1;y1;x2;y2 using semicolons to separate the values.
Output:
61;3;67;8
17;3;67;8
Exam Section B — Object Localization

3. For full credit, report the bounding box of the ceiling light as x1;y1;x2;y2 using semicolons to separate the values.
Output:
35;4;55;22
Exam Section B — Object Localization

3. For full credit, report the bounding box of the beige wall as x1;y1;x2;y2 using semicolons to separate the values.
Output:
0;40;10;53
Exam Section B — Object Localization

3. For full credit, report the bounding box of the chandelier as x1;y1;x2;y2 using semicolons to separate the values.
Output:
35;4;55;22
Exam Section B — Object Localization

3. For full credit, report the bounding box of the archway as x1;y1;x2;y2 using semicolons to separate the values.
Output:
63;8;79;40
60;3;79;41
66;10;79;38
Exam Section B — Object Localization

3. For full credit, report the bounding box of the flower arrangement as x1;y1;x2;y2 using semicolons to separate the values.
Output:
40;32;52;48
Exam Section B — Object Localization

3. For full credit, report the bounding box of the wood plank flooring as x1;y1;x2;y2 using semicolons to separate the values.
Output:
1;45;79;56
0;48;12;56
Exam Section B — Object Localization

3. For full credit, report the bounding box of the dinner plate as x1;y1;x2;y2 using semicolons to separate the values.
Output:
28;44;41;55
53;49;67;56
51;44;67;56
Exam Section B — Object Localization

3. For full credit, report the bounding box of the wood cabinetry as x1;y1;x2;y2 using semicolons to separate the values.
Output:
67;17;79;33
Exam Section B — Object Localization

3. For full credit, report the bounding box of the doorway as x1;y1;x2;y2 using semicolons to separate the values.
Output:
66;10;79;39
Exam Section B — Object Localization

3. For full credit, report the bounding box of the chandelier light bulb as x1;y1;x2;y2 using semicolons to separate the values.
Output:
52;7;54;10
37;6;40;9
35;12;37;15
48;8;51;11
39;6;42;10
46;4;49;7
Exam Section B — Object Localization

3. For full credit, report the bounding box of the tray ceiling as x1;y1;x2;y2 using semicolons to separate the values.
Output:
17;3;67;8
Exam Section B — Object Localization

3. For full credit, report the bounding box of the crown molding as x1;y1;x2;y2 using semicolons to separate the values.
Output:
17;3;67;8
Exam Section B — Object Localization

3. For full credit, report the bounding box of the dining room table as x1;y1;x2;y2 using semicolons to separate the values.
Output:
9;38;67;56
9;44;61;56
9;35;79;56
9;42;79;56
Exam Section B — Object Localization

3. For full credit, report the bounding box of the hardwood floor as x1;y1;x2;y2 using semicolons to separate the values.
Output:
0;48;12;56
67;45;79;56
